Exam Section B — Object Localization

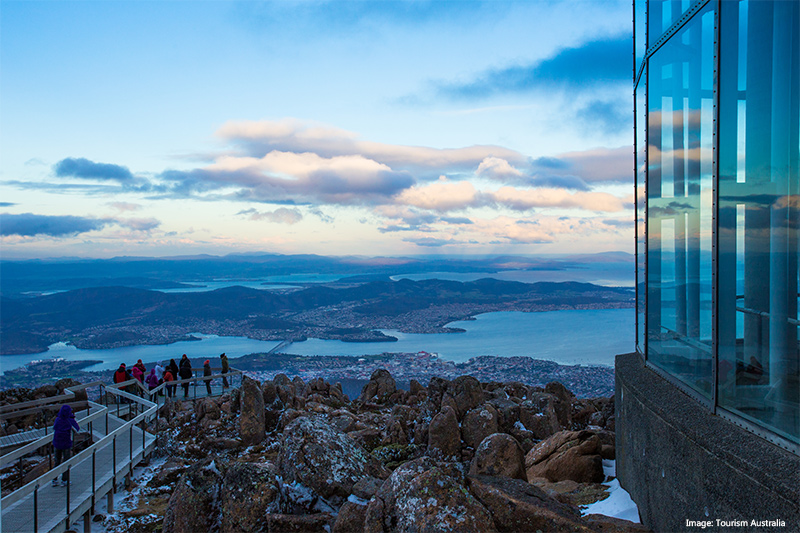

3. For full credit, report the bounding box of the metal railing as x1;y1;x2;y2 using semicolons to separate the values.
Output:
1;383;156;533
1;367;243;533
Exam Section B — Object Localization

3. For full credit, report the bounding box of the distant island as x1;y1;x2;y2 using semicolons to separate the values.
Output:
0;278;632;355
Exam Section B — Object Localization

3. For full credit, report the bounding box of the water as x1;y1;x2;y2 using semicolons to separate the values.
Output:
0;335;282;374
285;309;634;366
1;308;634;374
155;274;347;293
393;263;633;287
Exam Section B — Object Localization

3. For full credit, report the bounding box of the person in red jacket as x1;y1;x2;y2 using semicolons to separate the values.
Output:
163;370;176;398
113;364;129;384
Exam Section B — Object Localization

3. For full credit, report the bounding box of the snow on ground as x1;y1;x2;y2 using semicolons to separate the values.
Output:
581;460;641;524
73;457;167;533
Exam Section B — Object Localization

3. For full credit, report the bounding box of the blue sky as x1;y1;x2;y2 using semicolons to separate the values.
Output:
0;0;634;259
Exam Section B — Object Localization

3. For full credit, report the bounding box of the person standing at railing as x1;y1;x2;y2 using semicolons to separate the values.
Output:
179;354;192;398
113;363;130;384
203;359;213;394
146;368;159;393
168;358;180;381
131;364;143;383
134;359;147;376
163;369;176;397
154;361;165;396
52;405;80;487
220;353;229;389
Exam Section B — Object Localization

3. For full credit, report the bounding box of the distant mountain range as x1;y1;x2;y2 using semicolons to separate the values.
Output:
0;252;632;297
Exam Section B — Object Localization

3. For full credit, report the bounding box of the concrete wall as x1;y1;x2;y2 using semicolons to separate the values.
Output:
615;353;800;532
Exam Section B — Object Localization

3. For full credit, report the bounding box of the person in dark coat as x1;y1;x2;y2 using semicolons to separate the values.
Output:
52;405;81;486
203;359;212;394
179;354;192;398
168;358;180;380
134;359;146;375
220;353;229;388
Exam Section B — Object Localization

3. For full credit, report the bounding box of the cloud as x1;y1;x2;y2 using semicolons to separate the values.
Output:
530;175;590;191
437;35;630;99
216;119;527;172
0;202;16;207
54;157;135;181
396;178;483;211
476;157;526;182
161;151;415;205
491;186;628;212
402;236;455;247
237;207;303;224
108;202;143;212
117;217;161;232
535;146;632;183
0;213;110;237
576;99;630;135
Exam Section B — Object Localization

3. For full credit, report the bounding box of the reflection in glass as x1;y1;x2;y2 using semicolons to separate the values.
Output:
636;69;647;354
717;0;799;443
647;3;714;397
648;0;693;47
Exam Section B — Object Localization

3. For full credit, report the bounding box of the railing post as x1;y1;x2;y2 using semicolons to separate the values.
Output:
66;464;71;514
112;435;117;482
92;448;96;497
34;484;39;533
129;424;133;466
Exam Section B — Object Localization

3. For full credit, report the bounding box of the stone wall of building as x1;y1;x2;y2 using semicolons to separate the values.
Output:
615;353;799;532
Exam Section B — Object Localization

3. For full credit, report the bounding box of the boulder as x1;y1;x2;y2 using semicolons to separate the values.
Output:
365;457;497;533
358;369;397;404
486;398;521;434
279;416;387;505
469;433;526;480
466;475;594;532
162;459;222;533
519;393;561;439
264;513;334;532
461;404;499;449
451;375;485;419
239;375;265;446
427;406;460;458
333;501;369;533
544;381;574;427
220;461;280;533
525;430;604;483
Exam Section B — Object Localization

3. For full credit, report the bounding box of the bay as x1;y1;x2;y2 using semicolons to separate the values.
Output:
286;308;634;367
0;308;634;375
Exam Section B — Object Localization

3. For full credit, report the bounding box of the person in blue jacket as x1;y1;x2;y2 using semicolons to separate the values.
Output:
52;404;81;487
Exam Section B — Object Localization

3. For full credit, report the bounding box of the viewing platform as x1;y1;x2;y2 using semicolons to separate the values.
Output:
1;369;242;533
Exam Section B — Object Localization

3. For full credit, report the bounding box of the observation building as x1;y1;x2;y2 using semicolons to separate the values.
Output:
616;0;799;530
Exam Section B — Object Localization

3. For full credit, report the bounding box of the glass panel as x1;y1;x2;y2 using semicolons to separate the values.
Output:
635;0;647;75
636;70;647;354
717;0;800;444
647;3;715;397
648;0;694;47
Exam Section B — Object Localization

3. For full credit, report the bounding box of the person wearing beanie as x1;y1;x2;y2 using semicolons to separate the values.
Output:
179;354;192;398
203;359;212;395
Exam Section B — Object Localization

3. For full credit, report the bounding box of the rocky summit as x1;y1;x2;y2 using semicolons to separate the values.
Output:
3;371;649;533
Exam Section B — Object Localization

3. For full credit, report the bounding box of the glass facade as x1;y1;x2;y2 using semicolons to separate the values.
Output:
635;0;799;450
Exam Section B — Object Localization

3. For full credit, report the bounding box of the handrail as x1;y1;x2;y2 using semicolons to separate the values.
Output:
0;394;75;414
1;367;242;531
1;386;156;512
0;401;89;422
0;401;106;466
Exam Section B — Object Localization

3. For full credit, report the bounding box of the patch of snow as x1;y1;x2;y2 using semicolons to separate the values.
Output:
581;460;640;524
513;421;527;431
347;494;369;505
205;460;221;475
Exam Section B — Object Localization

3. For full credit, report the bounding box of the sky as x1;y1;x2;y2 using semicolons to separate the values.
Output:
0;0;634;259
